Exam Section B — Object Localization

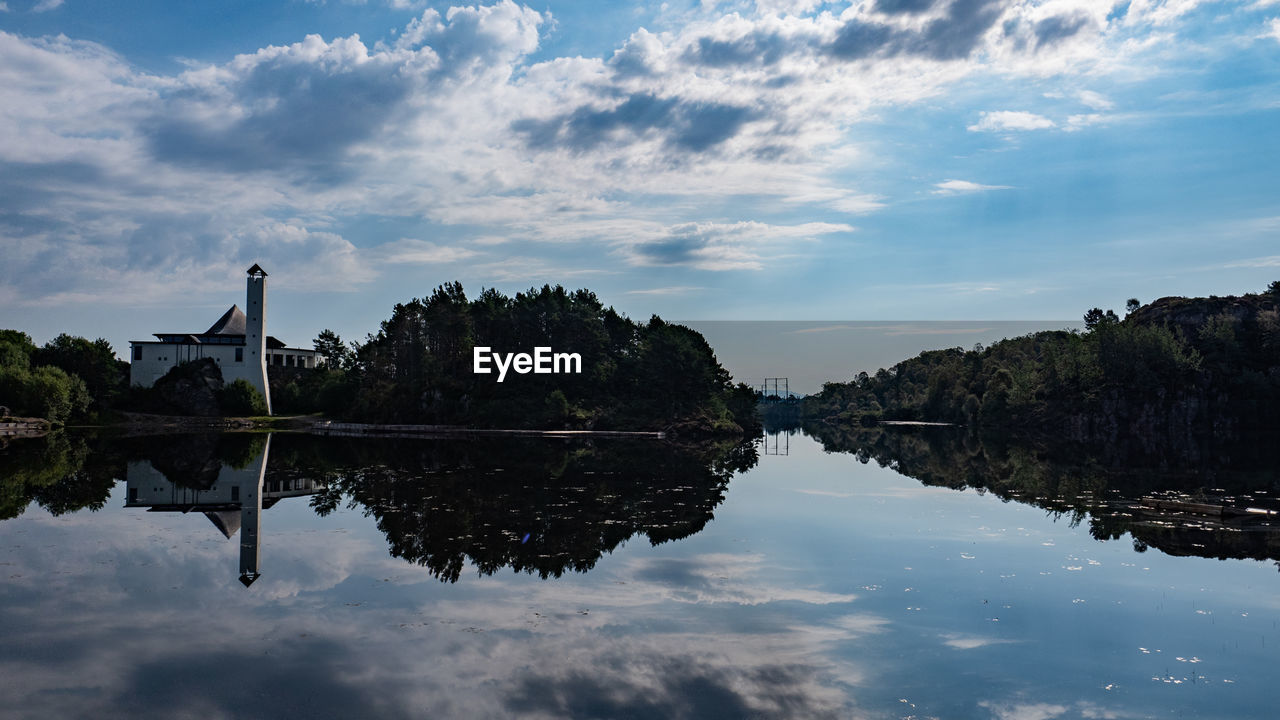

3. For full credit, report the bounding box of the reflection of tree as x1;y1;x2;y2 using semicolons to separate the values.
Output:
0;432;274;521
269;435;758;582
803;422;1280;564
142;433;270;489
0;432;119;520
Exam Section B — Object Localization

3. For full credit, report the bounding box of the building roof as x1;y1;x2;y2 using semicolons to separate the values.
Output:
247;263;268;277
205;510;242;539
205;305;247;336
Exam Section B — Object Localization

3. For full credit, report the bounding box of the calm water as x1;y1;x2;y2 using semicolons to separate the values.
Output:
2;429;1278;719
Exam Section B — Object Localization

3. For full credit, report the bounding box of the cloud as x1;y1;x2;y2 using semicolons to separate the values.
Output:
623;221;853;271
1222;254;1280;268
513;92;756;153
828;0;1009;61
1065;112;1107;130
0;0;1226;311
933;179;1013;194
624;286;705;295
367;238;479;265
1032;12;1093;49
1266;18;1280;43
32;0;62;11
1077;90;1114;110
967;110;1057;131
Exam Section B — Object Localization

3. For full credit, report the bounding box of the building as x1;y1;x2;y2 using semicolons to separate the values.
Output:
128;265;320;414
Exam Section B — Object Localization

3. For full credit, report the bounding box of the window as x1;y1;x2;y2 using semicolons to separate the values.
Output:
231;486;240;502
132;346;143;361
235;347;243;362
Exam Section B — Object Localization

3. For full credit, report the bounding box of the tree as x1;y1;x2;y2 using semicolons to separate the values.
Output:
219;379;268;416
1126;298;1141;315
33;334;126;412
314;329;352;369
1083;307;1119;331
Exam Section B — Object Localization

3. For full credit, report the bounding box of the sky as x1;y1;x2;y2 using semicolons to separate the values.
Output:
0;0;1278;357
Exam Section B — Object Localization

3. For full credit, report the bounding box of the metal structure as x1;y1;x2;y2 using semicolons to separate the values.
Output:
762;377;789;402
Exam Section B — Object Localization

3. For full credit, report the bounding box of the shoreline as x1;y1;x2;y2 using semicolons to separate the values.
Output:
41;412;670;440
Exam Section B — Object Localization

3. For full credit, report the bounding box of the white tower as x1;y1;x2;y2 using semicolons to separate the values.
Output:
245;264;272;414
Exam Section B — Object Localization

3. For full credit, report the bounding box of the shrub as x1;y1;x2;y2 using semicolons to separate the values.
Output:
219;379;268;416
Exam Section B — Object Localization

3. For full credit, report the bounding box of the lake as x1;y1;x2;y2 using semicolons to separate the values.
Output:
1;428;1278;719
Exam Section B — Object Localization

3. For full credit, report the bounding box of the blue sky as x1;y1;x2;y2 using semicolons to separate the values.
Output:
0;0;1278;355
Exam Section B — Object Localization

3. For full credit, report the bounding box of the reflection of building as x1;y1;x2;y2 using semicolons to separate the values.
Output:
127;265;320;414
124;435;323;587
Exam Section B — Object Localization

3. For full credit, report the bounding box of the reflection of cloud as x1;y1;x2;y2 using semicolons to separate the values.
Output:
626;554;858;606
980;702;1070;720
0;506;873;719
794;489;858;498
941;632;1016;650
979;700;1130;720
933;179;1013;194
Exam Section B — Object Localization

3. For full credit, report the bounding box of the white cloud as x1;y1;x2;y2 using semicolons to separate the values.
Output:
367;238;479;265
979;702;1070;720
933;179;1014;194
1065;112;1108;130
0;0;1229;309
1223;254;1280;268
622;221;853;271
31;0;62;11
1265;18;1280;42
967;111;1057;132
624;286;705;295
1077;90;1114;110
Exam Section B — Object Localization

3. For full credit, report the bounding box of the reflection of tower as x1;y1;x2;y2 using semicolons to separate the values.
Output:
124;433;324;587
239;434;269;587
245;263;272;414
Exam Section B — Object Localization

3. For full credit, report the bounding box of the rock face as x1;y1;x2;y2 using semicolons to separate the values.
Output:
154;358;224;417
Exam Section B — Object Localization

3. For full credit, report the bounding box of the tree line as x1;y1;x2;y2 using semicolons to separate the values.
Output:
276;282;759;434
802;282;1280;444
0;331;128;424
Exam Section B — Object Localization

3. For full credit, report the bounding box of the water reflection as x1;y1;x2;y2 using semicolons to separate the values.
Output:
792;422;1280;565
123;435;310;586
2;431;759;585
3;429;1280;718
270;435;758;582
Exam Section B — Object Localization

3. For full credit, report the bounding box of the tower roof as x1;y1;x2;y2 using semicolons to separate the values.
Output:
246;263;267;277
205;305;247;336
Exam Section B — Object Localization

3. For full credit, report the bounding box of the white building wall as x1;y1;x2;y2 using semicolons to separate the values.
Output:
128;343;271;389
